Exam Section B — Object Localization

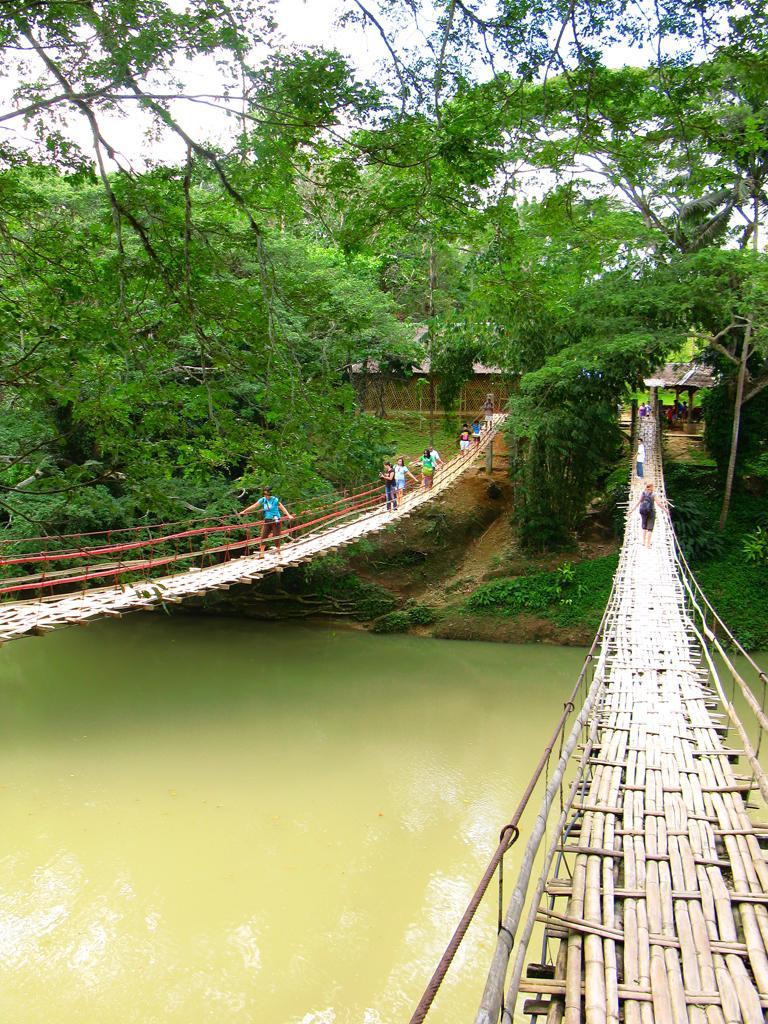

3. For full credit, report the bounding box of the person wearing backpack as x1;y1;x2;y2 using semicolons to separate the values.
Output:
629;482;668;548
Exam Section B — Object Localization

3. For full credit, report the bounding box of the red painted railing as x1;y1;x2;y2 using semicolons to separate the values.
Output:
0;471;412;599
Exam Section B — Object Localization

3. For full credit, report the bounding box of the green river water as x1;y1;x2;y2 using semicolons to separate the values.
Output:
0;619;608;1022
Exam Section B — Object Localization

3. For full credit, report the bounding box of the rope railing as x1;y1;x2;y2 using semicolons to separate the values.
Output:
406;417;647;1023
0;416;499;556
669;518;768;807
0;480;385;563
476;416;674;1021
641;406;768;798
473;530;632;1024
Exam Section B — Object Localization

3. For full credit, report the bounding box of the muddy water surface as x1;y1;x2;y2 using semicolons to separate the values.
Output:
0;618;589;1023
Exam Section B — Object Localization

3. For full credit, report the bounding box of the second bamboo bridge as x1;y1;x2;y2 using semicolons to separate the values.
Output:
0;417;505;642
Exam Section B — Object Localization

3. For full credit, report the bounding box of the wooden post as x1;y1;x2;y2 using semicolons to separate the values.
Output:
630;399;638;442
486;432;494;474
685;386;696;434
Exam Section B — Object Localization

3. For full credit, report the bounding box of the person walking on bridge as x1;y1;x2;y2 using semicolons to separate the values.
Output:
629;482;668;549
635;439;646;479
394;457;417;504
380;461;397;511
239;487;293;558
482;395;494;430
417;448;435;491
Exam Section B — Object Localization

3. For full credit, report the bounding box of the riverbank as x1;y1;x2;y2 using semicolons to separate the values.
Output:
188;462;620;646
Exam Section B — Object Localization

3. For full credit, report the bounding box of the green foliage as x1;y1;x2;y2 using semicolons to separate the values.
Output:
280;563;396;620
383;415;463;461
703;373;768;479
371;611;411;633
465;194;680;547
465;555;618;624
662;463;728;560
601;464;632;536
694;555;768;650
403;600;439;625
549;556;619;629
0;164;418;539
421;506;453;545
370;601;439;632
431;332;481;413
508;399;624;550
2;0;767;585
665;460;768;649
742;526;768;564
667;493;726;562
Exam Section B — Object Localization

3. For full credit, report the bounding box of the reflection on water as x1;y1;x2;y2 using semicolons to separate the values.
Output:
0;618;586;1023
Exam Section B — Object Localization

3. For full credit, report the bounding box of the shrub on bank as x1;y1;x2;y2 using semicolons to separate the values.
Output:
371;601;439;633
371;611;411;633
465;555;618;634
404;601;439;625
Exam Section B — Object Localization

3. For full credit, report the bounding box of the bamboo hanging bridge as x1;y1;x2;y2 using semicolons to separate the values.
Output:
410;417;768;1024
0;416;505;642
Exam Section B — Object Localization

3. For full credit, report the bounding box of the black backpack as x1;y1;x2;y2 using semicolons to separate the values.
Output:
639;491;655;513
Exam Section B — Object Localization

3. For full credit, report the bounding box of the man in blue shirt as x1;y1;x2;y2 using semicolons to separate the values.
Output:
239;486;293;558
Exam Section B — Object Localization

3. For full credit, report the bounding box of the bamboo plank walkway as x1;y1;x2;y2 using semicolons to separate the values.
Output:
0;416;506;643
479;419;768;1024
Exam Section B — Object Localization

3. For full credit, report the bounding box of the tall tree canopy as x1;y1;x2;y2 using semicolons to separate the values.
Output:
0;0;766;544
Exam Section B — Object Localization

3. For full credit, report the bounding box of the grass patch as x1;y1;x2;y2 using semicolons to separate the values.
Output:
464;554;619;634
383;413;469;462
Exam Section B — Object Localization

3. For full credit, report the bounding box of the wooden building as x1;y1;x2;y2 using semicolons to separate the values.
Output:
644;361;715;432
349;357;511;416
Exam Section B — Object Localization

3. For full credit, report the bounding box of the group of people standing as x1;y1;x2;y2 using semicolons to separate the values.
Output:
380;456;421;510
458;419;483;450
380;447;443;509
381;397;496;507
239;396;498;557
640;398;700;429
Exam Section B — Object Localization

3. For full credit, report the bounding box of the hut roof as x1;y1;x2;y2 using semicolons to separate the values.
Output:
644;361;715;390
349;357;504;375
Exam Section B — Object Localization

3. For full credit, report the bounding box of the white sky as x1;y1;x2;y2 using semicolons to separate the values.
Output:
0;0;403;169
275;0;379;59
0;0;702;170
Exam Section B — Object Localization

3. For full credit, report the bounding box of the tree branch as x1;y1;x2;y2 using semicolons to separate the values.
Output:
743;371;768;405
350;0;411;111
